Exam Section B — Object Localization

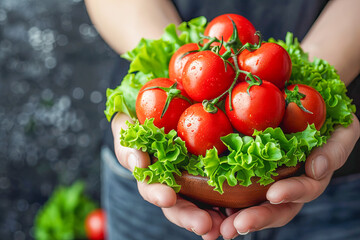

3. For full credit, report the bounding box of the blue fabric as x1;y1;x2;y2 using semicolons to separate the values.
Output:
171;0;328;41
102;147;360;240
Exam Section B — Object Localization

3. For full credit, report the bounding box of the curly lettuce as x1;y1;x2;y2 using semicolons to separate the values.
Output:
34;181;97;240
121;120;324;194
106;18;355;193
119;119;188;192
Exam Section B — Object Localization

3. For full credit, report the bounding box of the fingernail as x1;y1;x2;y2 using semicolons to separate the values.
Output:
311;155;328;179
270;199;284;205
128;153;138;171
237;229;250;235
191;228;201;236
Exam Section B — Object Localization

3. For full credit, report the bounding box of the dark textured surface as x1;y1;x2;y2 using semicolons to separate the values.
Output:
0;0;116;239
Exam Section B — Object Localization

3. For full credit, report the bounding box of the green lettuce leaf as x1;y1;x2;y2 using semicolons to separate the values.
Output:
34;181;97;240
121;119;189;192
104;17;207;121
104;72;151;121
194;124;323;193
120;120;323;194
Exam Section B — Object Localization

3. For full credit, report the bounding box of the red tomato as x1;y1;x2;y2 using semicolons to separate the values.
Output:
204;13;259;45
85;209;106;240
136;78;191;133
238;42;292;89
182;51;235;102
169;43;199;85
225;81;285;136
281;84;326;133
177;103;233;156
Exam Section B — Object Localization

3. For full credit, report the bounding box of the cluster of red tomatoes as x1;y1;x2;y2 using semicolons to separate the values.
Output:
136;14;326;156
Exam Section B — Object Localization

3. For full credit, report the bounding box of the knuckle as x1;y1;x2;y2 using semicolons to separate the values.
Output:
115;145;133;166
354;115;360;139
114;143;122;160
278;204;297;226
307;178;323;198
293;176;323;201
291;177;313;196
327;139;347;171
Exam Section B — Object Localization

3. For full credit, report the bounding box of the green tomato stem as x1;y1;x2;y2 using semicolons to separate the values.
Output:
197;21;265;113
200;37;218;51
144;83;192;118
285;85;313;114
234;31;263;55
202;100;218;113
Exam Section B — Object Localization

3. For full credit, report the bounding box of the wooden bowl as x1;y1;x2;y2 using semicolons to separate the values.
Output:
174;164;302;208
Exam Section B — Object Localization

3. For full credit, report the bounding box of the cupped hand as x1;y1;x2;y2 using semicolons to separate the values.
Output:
112;113;224;239
220;114;360;239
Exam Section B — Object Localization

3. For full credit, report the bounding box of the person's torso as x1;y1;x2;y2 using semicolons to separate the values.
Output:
171;0;328;41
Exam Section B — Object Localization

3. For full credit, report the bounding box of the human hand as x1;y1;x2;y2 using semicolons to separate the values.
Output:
220;114;360;239
112;113;225;239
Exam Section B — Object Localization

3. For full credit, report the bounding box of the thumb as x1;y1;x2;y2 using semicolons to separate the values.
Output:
305;114;360;180
111;113;151;171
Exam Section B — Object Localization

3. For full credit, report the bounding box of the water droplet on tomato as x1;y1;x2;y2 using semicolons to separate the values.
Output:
187;123;192;127
191;66;196;70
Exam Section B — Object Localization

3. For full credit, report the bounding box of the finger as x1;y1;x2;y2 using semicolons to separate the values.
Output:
111;113;177;208
220;211;241;240
267;173;332;204
112;113;151;171
305;114;360;180
201;210;224;240
137;181;177;208
162;198;213;236
232;202;303;234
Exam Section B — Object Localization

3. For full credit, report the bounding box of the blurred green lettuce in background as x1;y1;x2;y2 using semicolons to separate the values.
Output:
34;181;97;240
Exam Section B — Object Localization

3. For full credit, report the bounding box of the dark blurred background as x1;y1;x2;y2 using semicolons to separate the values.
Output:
0;0;117;239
